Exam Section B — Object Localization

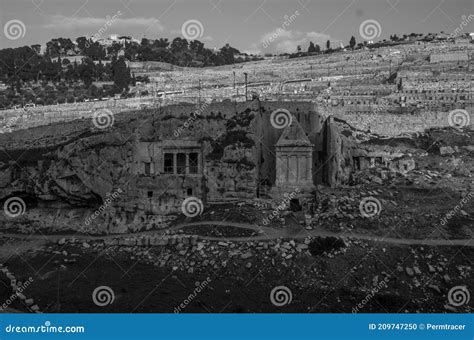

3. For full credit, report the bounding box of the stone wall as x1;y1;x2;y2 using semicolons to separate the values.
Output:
430;52;469;63
324;109;473;136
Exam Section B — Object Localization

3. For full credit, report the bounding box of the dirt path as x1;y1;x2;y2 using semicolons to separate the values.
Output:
1;220;473;248
0;239;50;261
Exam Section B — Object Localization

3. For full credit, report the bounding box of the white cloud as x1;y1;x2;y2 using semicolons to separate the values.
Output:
258;29;331;54
42;13;164;34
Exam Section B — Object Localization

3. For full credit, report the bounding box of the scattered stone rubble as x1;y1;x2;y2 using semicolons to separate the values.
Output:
395;248;472;312
0;263;41;313
53;234;350;288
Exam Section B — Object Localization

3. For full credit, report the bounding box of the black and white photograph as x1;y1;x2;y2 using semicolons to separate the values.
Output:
0;0;472;319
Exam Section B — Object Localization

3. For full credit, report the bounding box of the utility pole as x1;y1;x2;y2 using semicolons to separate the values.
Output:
244;72;248;101
233;71;235;89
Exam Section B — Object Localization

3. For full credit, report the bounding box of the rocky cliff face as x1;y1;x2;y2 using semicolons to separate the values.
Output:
0;102;266;234
0;100;384;234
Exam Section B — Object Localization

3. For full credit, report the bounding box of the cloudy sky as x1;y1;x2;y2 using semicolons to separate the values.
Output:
1;0;473;54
